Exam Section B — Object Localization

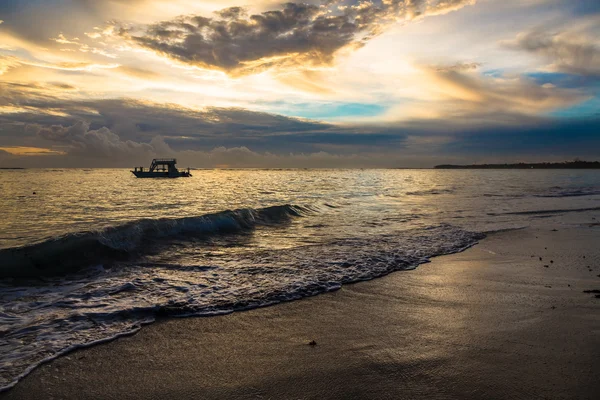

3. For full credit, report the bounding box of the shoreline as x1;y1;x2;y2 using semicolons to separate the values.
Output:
2;226;599;399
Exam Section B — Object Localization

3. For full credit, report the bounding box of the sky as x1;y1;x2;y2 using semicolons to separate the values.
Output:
0;0;599;168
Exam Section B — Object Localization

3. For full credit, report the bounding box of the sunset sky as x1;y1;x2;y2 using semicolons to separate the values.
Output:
0;0;599;167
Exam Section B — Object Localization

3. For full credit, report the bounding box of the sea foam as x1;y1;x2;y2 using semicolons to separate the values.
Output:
0;206;483;392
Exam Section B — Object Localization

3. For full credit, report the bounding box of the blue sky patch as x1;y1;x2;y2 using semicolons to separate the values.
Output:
525;72;595;89
482;69;504;78
272;102;387;121
551;96;600;118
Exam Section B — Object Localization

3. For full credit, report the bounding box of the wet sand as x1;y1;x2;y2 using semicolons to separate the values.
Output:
2;226;599;399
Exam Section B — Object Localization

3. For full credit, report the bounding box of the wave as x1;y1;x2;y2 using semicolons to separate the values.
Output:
488;206;600;216
482;226;528;234
406;188;454;196
0;204;311;279
0;223;484;392
534;187;600;198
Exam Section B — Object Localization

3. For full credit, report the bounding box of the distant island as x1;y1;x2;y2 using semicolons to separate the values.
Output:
434;161;600;169
0;167;26;170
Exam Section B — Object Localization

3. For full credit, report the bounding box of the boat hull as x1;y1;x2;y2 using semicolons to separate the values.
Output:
131;171;192;178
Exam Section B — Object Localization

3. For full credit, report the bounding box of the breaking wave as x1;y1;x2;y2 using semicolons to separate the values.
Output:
0;204;312;279
0;216;484;392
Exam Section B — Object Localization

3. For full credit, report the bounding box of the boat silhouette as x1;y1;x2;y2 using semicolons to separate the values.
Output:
131;158;192;178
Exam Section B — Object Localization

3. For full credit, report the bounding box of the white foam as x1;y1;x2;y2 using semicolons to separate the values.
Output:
0;224;482;391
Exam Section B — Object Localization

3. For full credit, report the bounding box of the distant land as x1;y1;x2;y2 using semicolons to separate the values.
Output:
434;161;600;169
0;167;26;170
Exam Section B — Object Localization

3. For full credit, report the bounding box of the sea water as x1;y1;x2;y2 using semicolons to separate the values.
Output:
1;169;599;390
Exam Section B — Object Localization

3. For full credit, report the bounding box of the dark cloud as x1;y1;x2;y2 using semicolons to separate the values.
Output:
442;117;600;159
5;114;598;168
36;121;154;158
27;122;407;168
0;81;409;158
1;77;598;168
123;2;352;74
569;0;600;17
116;0;475;74
0;148;14;159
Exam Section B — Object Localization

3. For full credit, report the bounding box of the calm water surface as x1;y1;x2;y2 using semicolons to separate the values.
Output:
2;168;600;248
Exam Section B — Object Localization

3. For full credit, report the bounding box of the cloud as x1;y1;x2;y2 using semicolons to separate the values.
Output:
0;76;597;168
0;56;21;76
434;62;481;72
432;67;586;111
27;120;407;168
113;0;476;75
10;116;600;168
0;146;65;156
508;25;600;77
0;0;141;45
381;64;590;123
115;65;160;79
21;60;121;72
0;54;120;74
2;83;398;155
36;121;155;158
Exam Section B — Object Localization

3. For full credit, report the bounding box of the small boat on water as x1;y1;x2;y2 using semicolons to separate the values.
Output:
131;158;192;178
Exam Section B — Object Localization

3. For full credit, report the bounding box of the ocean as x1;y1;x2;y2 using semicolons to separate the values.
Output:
1;168;599;391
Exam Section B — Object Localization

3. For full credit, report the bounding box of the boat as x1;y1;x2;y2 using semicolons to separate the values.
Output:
131;158;192;178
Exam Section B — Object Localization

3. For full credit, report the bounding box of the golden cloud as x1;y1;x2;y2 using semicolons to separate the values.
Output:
0;146;66;156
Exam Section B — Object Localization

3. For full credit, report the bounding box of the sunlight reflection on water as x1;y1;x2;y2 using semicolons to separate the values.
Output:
1;168;599;249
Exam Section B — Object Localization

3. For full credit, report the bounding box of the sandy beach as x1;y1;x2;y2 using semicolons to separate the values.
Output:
2;225;599;400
